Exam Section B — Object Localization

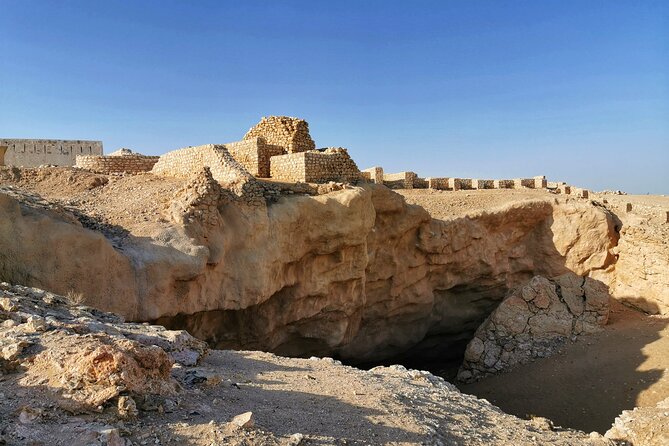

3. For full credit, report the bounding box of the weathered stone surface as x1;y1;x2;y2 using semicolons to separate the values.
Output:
243;116;315;154
457;273;610;382
270;148;361;184
0;183;617;363
75;149;158;175
605;397;669;446
224;138;285;178
151;144;266;206
593;214;669;315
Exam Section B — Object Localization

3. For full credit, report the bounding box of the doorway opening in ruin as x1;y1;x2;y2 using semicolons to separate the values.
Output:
0;146;7;166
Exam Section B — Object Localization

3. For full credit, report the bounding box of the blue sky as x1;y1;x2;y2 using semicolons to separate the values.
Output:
1;1;667;193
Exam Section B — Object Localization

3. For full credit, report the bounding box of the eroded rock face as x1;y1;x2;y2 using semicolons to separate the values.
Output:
595;215;669;315
0;184;618;362
605;397;669;446
457;273;609;382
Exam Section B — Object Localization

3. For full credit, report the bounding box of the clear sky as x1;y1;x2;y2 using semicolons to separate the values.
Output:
1;1;667;193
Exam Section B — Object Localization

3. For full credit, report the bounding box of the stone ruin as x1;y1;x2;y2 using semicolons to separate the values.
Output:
269;147;360;184
75;148;159;175
53;115;591;201
0;138;103;167
223;138;285;178
221;117;361;184
151;144;266;206
361;166;591;198
243;116;316;154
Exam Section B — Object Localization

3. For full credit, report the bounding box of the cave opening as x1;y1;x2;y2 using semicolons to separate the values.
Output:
155;283;668;436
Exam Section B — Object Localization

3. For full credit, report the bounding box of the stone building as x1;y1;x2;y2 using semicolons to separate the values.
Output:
243;116;316;154
224;138;284;178
269;148;361;183
0;139;103;167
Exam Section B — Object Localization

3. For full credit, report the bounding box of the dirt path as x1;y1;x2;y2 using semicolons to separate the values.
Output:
458;300;669;433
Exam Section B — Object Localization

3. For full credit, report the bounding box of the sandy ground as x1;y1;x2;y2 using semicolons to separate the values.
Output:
397;188;558;220
458;300;669;433
397;188;669;433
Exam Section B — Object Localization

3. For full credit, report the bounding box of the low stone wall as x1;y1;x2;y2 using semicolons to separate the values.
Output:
448;178;473;191
575;188;589;198
361;167;384;184
493;179;515;189
472;179;494;189
225;138;285;178
427;177;450;190
514;178;536;189
151;145;264;204
270;148;361;183
413;177;428;189
75;154;159;174
243;116;315;154
383;171;417;189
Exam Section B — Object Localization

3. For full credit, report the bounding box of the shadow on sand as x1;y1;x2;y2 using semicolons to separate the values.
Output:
458;298;668;433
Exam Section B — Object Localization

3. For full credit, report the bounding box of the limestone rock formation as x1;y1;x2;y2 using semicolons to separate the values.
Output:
598;215;669;315
0;182;618;363
457;273;609;382
0;283;206;413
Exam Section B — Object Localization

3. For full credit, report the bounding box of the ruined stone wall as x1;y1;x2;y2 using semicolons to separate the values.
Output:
413;177;428;189
0;139;103;167
383;172;417;189
270;148;361;183
514;178;537;189
472;179;494;189
224;138;285;178
494;179;515;189
427;177;450;190
75;155;159;174
152;144;252;185
361;167;384;184
243;116;316;154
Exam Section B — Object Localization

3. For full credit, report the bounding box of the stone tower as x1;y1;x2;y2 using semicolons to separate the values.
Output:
243;116;316;154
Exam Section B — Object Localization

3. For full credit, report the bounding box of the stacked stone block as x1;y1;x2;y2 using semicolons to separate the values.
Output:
534;176;547;188
448;178;461;191
270;148;361;184
575;188;590;199
243;116;316;154
75;154;159;175
383;171;417;189
554;183;571;194
413;177;428;188
224;138;285;178
427;177;450;190
361;167;384;184
472;179;494;189
514;178;536;189
493;179;515;189
152;144;265;205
